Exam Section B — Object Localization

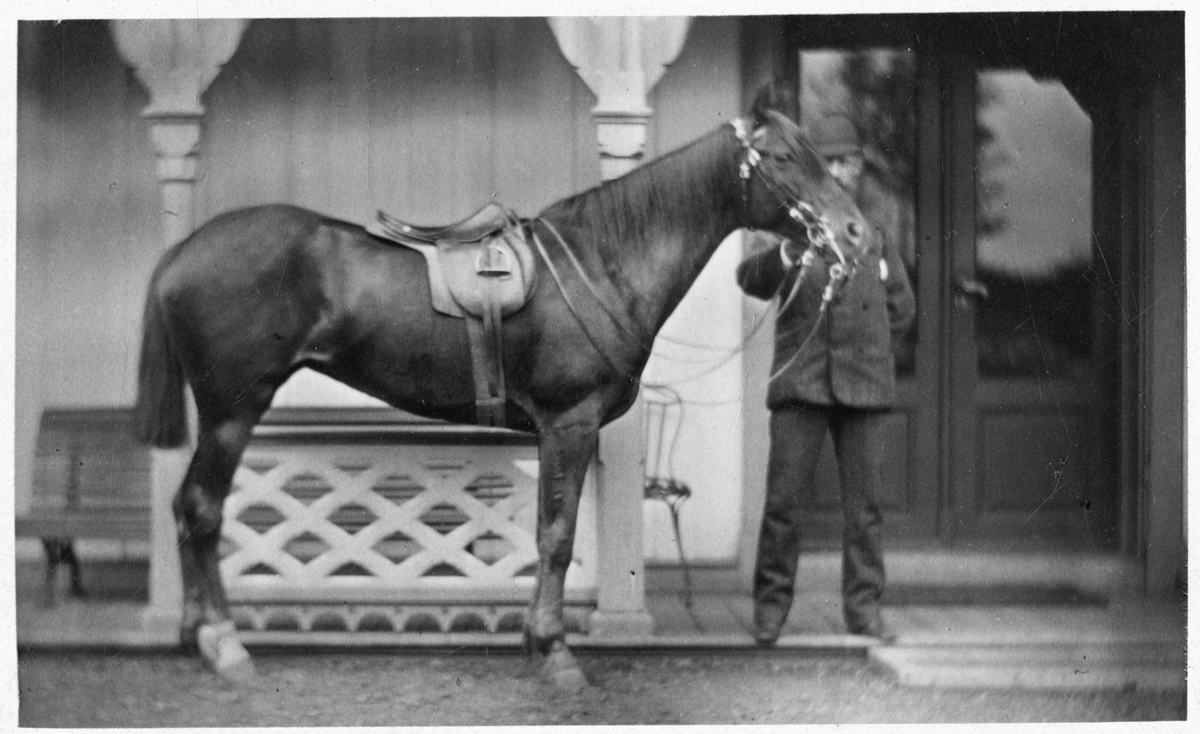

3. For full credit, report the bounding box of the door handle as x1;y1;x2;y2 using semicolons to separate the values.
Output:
953;277;989;312
954;278;990;299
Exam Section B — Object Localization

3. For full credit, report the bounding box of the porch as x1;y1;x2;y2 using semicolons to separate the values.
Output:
16;550;1185;692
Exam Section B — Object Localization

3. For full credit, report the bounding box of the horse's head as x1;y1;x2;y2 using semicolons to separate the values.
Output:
733;86;868;257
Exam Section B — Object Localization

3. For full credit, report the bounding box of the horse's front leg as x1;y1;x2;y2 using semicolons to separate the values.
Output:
527;409;598;691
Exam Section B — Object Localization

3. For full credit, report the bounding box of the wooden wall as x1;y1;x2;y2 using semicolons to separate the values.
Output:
197;18;599;231
16;22;161;513
17;21;160;411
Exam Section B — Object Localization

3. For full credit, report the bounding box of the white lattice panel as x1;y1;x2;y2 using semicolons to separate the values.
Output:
220;439;597;611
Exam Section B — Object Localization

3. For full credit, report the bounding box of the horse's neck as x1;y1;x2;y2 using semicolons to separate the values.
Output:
630;213;740;338
546;129;743;338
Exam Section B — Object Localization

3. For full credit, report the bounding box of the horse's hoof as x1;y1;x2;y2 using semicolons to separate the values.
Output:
541;642;588;692
197;621;257;684
545;664;588;692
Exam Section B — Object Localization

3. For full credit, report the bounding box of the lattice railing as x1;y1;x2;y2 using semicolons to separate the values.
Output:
219;428;596;633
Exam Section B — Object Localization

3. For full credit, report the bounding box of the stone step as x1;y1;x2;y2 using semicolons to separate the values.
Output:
870;642;1185;691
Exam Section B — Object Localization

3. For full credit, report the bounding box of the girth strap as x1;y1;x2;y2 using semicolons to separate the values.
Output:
464;276;508;428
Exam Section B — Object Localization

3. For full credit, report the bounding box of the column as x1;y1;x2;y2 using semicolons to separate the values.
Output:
548;17;690;636
110;19;248;633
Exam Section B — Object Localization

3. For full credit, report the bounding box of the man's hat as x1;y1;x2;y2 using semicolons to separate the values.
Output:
806;114;862;158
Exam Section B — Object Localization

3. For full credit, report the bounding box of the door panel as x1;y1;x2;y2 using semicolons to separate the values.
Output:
977;406;1089;511
948;66;1118;548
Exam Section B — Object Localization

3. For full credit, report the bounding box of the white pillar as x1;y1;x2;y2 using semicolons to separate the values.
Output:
548;17;690;636
110;19;247;634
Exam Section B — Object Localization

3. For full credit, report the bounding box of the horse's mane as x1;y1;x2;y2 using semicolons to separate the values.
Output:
538;124;740;265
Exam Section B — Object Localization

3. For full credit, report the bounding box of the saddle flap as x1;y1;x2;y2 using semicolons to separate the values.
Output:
439;227;536;318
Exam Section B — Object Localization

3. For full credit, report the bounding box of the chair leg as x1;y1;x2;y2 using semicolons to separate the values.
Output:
40;538;85;606
40;538;64;607
66;542;86;598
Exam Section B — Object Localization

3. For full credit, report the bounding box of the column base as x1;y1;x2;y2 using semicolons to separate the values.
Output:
587;608;656;637
141;604;183;641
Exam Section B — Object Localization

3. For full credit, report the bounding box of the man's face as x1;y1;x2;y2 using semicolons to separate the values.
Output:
826;153;864;193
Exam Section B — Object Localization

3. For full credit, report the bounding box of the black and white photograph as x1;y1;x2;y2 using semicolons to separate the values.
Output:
5;1;1191;728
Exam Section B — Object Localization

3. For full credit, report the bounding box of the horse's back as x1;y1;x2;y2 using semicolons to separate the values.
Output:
154;205;332;293
145;203;463;416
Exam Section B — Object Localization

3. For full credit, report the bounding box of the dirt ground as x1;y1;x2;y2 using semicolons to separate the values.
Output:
16;649;1185;727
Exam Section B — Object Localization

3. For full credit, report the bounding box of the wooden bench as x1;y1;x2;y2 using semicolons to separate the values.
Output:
15;409;151;605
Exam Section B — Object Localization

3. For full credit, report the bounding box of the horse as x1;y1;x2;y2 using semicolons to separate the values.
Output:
133;89;869;688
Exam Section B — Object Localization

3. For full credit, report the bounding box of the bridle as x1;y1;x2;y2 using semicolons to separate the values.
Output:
731;118;842;253
730;117;857;313
731;117;869;383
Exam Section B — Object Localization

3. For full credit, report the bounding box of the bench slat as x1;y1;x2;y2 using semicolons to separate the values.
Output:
21;409;152;543
16;511;150;541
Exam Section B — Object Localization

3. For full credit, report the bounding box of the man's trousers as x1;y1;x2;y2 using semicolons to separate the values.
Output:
753;403;889;632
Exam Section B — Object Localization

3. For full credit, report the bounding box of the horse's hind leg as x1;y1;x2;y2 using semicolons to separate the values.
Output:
525;408;598;691
174;407;264;682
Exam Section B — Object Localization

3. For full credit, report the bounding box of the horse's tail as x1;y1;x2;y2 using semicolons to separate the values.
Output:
134;282;188;448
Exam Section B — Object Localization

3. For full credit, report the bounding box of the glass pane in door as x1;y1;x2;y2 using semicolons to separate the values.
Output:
975;71;1093;379
970;69;1108;544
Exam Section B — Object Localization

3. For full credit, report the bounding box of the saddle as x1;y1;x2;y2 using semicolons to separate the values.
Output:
366;203;537;428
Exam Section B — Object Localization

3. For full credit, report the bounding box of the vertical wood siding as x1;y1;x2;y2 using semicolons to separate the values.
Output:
198;18;596;228
17;21;160;410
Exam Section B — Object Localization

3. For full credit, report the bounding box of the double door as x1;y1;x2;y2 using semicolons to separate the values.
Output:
792;43;1123;550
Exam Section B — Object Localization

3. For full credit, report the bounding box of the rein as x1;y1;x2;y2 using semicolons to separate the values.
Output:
529;219;653;386
533;217;654;353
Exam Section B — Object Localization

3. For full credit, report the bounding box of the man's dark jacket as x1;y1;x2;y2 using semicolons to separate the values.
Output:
736;227;915;409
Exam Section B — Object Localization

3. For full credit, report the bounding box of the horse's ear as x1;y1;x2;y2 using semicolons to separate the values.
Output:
749;77;798;129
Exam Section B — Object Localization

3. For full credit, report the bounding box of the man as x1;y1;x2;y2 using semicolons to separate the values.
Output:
737;114;915;644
